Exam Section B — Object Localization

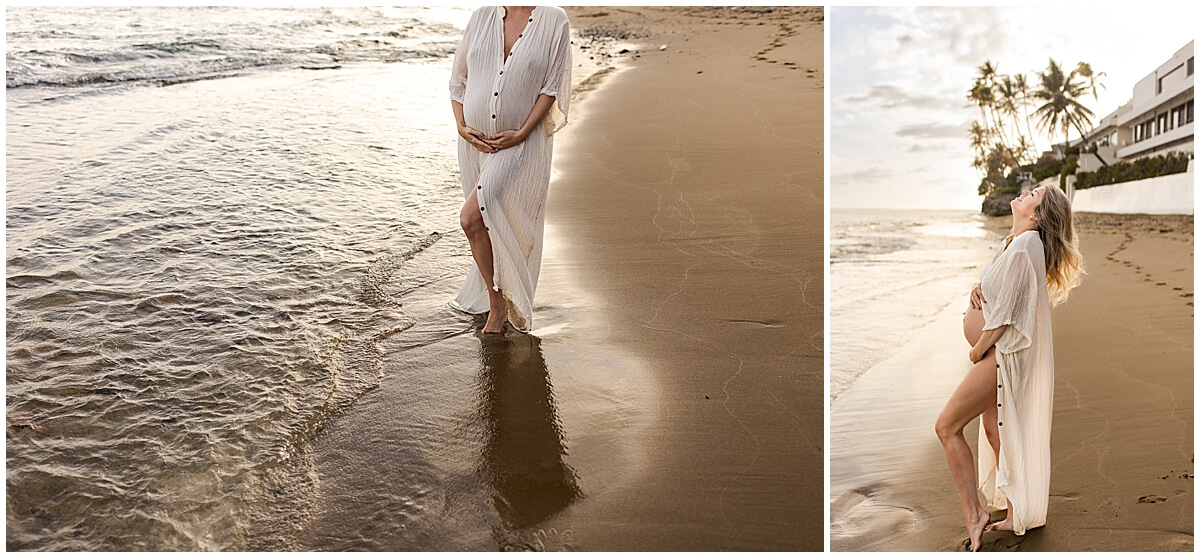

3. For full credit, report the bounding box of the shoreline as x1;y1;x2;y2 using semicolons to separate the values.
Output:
830;213;1194;551
829;208;1003;404
291;6;824;551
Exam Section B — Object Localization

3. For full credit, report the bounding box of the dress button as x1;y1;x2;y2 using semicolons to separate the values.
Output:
499;71;503;75
492;114;496;118
528;17;533;22
998;384;1002;389
477;185;481;189
998;422;1003;426
494;92;498;96
518;33;522;37
997;403;1002;407
480;207;485;211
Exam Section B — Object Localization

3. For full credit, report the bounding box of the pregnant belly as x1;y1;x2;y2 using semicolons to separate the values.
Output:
963;305;984;346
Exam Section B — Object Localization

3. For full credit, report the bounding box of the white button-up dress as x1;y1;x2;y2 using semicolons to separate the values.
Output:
976;230;1054;535
448;6;572;332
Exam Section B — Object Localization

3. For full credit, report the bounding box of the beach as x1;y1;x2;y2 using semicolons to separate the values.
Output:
830;212;1194;551
540;6;825;549
7;6;823;551
298;6;825;551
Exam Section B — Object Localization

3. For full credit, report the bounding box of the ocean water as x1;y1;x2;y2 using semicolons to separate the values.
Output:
6;6;469;90
829;208;1003;403
5;6;482;550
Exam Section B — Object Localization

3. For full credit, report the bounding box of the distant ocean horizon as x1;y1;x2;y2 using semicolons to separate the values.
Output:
830;204;985;211
829;208;1003;403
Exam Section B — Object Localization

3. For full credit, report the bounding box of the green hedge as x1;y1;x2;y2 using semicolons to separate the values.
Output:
1030;151;1062;182
1076;151;1193;190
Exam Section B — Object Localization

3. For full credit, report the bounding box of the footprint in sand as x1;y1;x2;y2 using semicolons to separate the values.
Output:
830;486;918;541
1050;492;1081;502
1137;495;1167;504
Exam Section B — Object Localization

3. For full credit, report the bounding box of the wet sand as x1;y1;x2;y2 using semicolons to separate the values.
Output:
541;6;825;550
291;7;824;551
830;213;1194;552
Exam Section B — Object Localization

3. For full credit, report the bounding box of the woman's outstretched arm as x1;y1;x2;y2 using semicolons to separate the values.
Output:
484;93;556;150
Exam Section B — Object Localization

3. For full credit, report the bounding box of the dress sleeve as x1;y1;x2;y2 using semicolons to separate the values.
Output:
449;12;473;104
984;248;1039;354
539;16;572;135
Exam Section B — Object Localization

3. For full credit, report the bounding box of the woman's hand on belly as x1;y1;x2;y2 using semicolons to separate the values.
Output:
969;281;986;309
969;343;988;364
483;93;556;151
968;324;1006;364
459;125;497;153
484;129;528;151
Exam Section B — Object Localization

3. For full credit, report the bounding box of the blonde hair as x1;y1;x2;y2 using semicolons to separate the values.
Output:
1035;184;1084;306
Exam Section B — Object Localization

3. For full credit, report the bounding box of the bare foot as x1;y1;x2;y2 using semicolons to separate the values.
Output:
985;516;1013;532
482;296;507;334
966;506;989;552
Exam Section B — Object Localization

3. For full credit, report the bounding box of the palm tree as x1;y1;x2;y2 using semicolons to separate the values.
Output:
1013;72;1038;152
969;61;999;135
974;61;1015;150
1032;58;1097;155
1075;62;1106;101
1074;62;1108;165
1014;135;1034;170
969;120;989;161
977;60;999;89
967;79;994;132
996;75;1028;165
968;61;1028;173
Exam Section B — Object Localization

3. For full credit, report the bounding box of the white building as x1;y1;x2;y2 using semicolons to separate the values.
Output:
1071;40;1193;215
1080;40;1193;172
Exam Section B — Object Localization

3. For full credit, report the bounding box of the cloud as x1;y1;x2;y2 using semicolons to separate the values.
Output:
832;166;894;185
907;143;949;153
895;122;967;139
841;84;948;110
887;6;1014;67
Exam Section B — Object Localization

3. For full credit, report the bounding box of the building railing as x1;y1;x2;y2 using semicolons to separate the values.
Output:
1117;121;1195;159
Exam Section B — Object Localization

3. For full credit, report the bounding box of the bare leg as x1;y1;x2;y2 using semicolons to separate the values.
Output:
460;190;507;333
980;405;1018;531
982;403;999;458
935;349;998;551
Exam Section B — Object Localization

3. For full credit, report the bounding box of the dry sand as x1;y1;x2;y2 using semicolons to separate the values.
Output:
831;213;1194;551
292;7;824;551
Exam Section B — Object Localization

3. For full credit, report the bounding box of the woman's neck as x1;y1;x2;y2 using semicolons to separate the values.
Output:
1009;216;1037;238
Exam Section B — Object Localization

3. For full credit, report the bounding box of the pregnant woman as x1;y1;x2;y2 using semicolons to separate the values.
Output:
448;6;571;333
935;184;1082;551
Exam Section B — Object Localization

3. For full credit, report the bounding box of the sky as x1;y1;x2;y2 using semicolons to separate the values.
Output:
829;7;1195;210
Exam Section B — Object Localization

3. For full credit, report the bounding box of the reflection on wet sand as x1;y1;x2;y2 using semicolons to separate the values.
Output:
475;332;581;531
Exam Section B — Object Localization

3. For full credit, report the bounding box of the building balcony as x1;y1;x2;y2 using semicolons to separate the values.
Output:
1117;121;1194;159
